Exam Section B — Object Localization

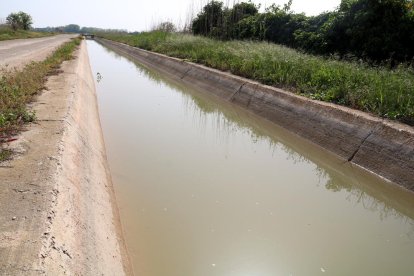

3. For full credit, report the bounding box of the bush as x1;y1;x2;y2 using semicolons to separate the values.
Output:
6;11;32;30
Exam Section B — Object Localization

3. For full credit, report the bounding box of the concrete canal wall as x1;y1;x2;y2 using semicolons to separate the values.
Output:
39;40;131;275
0;40;131;275
95;37;414;192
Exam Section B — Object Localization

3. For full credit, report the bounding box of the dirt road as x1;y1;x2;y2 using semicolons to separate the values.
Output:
0;34;76;69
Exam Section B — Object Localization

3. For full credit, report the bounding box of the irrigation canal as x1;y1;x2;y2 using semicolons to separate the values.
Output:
87;40;414;276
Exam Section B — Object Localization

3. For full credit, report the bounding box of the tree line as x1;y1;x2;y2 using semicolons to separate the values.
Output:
3;12;127;35
192;0;414;64
35;24;127;34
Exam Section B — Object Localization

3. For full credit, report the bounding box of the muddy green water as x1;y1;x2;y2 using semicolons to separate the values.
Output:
87;41;414;276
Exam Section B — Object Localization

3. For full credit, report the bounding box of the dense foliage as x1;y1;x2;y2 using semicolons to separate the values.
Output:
6;11;33;31
192;0;414;63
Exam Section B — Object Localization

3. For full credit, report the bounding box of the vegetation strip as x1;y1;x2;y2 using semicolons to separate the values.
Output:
1;11;52;41
0;25;52;41
99;31;414;125
0;37;81;161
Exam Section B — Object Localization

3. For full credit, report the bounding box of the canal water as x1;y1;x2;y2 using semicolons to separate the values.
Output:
87;40;414;276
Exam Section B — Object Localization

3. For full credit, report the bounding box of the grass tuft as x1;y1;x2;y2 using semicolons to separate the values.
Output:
0;149;12;162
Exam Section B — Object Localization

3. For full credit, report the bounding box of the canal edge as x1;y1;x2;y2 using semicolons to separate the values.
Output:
40;40;132;275
95;37;414;192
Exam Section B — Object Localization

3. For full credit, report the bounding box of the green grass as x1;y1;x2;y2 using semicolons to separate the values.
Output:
100;31;414;125
0;37;81;161
0;25;53;41
0;149;12;161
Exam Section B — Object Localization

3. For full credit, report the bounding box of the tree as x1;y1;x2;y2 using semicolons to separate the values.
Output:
293;12;332;52
6;13;21;30
323;0;414;61
63;24;80;33
192;1;225;37
18;11;32;30
226;1;260;38
235;13;267;40
6;11;32;30
229;1;259;24
260;4;307;46
153;22;176;33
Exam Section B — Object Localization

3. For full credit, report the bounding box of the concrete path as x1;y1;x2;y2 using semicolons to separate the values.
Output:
0;34;76;69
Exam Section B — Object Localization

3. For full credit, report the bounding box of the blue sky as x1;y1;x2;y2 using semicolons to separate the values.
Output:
0;0;341;32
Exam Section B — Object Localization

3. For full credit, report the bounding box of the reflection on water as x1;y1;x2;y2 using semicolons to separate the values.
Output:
88;40;414;276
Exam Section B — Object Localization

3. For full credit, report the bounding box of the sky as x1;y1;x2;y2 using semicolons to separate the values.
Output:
0;0;341;32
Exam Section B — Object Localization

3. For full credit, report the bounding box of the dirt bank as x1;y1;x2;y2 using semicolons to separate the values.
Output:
96;37;414;192
0;41;131;275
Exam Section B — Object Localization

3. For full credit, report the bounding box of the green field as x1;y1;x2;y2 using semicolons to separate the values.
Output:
99;31;414;125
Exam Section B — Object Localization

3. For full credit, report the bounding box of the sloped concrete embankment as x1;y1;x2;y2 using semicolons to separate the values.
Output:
96;38;414;191
40;41;131;274
0;40;130;275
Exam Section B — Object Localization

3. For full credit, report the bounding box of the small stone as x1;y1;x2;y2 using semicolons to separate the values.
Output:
12;216;17;220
